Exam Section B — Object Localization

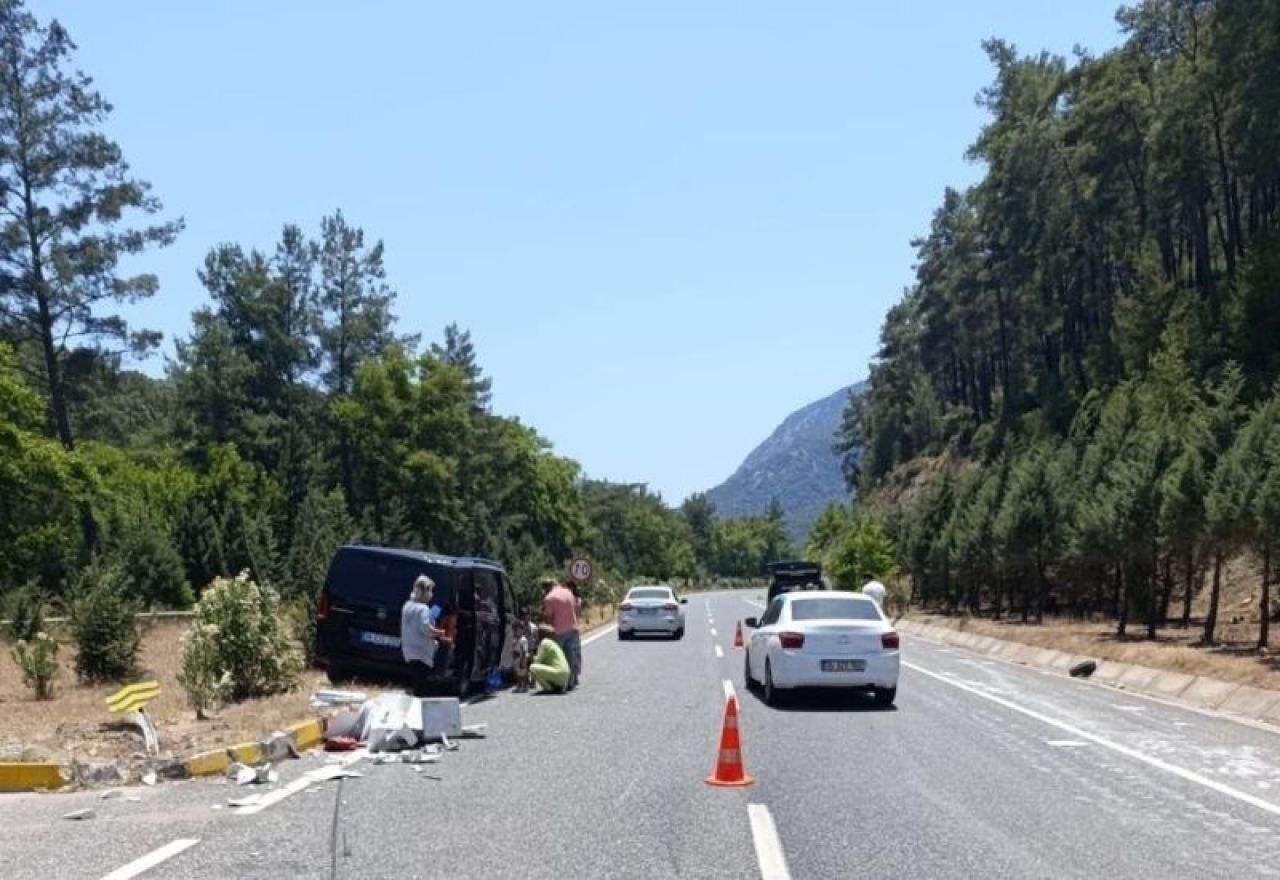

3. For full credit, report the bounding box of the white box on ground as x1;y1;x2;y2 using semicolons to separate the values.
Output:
418;698;462;738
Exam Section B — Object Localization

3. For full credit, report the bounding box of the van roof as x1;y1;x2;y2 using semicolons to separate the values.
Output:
338;544;506;571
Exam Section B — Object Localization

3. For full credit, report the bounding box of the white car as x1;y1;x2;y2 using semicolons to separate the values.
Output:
743;591;900;706
618;585;687;640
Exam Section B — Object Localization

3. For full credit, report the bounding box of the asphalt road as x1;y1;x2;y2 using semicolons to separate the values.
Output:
8;589;1280;879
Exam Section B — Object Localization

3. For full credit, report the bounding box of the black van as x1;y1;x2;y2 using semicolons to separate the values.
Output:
766;559;827;604
314;544;520;696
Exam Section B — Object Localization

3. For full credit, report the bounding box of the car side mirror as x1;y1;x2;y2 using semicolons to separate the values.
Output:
679;598;688;605
744;617;759;628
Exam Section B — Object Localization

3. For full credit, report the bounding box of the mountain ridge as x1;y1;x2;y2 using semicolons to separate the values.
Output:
704;382;864;543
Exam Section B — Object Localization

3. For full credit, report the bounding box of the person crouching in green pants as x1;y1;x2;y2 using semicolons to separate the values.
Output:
530;624;571;694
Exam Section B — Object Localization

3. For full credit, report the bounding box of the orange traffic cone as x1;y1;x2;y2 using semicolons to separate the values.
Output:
733;620;744;649
705;693;755;787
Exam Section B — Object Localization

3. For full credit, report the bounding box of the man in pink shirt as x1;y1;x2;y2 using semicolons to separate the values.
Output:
542;578;581;690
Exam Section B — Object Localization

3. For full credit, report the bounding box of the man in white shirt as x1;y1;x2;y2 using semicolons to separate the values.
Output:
401;575;444;697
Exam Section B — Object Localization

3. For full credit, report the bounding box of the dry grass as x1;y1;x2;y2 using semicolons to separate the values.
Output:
911;612;1280;690
0;619;366;774
906;552;1280;690
1;607;622;776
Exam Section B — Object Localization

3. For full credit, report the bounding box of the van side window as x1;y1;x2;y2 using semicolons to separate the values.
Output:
474;569;500;616
499;573;518;617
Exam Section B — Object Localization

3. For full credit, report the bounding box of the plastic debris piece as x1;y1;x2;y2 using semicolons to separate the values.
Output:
460;724;488;738
308;764;365;783
310;689;367;707
100;789;122;800
124;796;141;803
63;809;94;820
141;771;157;786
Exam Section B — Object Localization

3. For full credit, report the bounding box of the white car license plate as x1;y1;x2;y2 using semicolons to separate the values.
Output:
821;659;865;672
360;631;400;648
638;608;657;615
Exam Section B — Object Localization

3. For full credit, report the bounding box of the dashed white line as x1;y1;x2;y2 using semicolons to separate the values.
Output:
715;645;724;659
723;678;736;702
710;628;718;637
747;804;793;880
905;660;1280;819
101;838;199;880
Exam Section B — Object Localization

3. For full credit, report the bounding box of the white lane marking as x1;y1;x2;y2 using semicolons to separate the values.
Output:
710;628;718;637
743;599;765;609
582;624;618;646
235;751;365;816
101;838;200;880
723;678;736;702
715;645;725;659
747;803;793;880
1047;740;1090;748
905;661;1280;819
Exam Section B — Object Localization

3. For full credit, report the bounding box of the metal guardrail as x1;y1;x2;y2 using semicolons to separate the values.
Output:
0;609;195;627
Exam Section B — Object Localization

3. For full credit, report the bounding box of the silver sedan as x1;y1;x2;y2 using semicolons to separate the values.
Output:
618;585;687;640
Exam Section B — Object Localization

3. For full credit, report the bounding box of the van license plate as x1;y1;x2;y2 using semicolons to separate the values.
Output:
821;659;865;672
359;631;400;648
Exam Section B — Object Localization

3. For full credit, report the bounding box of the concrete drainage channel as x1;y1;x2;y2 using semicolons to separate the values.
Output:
897;618;1280;727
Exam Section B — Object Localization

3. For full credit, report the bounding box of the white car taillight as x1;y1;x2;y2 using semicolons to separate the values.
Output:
779;631;805;650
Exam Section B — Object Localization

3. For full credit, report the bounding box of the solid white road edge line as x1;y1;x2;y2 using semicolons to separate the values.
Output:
235;750;366;817
747;804;793;880
904;660;1280;819
100;838;200;880
723;679;736;702
715;645;725;659
582;624;618;646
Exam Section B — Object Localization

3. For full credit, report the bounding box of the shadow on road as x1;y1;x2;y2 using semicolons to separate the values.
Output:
743;684;899;714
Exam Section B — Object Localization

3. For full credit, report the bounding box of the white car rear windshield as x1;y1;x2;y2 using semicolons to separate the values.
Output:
790;597;879;621
628;588;671;601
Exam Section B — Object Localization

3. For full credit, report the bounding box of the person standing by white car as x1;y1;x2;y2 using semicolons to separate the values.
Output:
862;580;887;608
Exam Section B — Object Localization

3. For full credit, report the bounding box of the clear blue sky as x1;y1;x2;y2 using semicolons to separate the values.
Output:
37;1;1122;506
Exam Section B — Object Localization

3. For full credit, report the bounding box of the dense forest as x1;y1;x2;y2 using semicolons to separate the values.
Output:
840;0;1280;645
0;2;791;623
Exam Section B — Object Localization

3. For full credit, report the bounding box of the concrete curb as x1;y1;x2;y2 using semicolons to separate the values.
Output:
182;716;328;779
903;616;1280;728
0;762;67;792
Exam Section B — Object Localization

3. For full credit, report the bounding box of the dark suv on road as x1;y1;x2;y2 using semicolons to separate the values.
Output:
314;544;521;696
765;559;827;604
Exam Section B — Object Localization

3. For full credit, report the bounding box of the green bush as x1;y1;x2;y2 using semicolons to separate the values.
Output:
70;565;142;683
11;631;59;699
3;585;50;643
286;595;318;668
178;571;301;716
111;515;193;608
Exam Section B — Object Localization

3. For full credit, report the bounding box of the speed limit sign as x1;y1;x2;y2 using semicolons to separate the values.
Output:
568;557;594;584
